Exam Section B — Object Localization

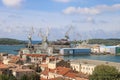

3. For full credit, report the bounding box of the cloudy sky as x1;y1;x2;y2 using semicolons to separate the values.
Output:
0;0;120;40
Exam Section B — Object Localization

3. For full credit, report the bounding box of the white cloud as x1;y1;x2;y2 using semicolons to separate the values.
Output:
63;7;76;14
53;0;72;3
86;17;95;23
3;27;12;33
2;0;24;8
63;4;120;15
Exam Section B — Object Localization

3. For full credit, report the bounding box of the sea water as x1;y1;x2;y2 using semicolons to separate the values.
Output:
0;45;25;55
0;45;120;63
63;55;120;63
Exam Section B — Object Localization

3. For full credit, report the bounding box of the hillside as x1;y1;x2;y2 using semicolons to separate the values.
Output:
0;38;26;45
0;38;120;46
88;39;120;46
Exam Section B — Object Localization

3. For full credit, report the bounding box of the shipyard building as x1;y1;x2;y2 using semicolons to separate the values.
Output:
60;48;91;55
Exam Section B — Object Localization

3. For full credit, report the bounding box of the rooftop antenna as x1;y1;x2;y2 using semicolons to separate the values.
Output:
28;27;34;48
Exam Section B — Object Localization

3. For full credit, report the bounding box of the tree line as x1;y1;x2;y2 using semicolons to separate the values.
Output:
0;38;26;45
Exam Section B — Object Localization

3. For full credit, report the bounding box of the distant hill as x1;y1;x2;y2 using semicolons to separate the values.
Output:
0;38;26;45
106;38;120;41
88;39;120;46
1;38;120;46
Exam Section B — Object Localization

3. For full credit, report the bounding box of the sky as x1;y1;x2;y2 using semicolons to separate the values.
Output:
0;0;120;41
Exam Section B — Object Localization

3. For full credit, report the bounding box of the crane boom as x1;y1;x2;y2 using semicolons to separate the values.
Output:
65;26;73;40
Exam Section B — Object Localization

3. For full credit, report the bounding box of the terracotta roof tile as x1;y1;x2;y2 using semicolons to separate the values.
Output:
0;62;3;65
12;68;34;72
65;72;77;78
40;78;48;80
55;67;71;75
25;54;47;57
40;64;48;68
41;69;49;75
41;67;72;79
41;77;63;80
0;64;8;69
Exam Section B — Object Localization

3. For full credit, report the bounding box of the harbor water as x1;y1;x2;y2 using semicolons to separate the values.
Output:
0;45;120;63
0;45;25;55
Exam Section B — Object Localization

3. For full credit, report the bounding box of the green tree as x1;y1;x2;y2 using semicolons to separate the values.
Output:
29;74;40;80
8;75;17;80
89;65;120;80
0;74;16;80
0;74;9;80
20;75;29;80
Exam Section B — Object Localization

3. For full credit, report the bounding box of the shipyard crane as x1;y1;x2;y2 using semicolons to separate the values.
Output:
72;32;82;47
28;27;34;48
65;26;73;40
85;33;92;45
38;27;50;49
39;27;50;42
75;33;82;41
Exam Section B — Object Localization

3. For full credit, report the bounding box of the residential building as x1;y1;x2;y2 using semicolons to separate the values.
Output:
70;62;81;72
40;64;48;71
41;67;72;79
0;62;10;75
70;62;96;75
70;59;120;75
22;54;47;63
80;63;96;74
46;56;58;64
11;67;35;80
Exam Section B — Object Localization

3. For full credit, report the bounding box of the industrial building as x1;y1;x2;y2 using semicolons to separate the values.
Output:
60;48;91;55
99;46;120;55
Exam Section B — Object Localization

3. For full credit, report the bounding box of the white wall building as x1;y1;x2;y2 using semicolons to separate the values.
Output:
91;47;100;53
48;62;57;69
80;63;96;74
70;62;81;72
3;59;10;64
99;46;117;54
70;62;96;75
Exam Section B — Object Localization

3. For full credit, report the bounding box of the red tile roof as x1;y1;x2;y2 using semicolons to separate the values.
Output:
75;77;89;80
49;77;63;80
8;56;20;63
41;77;63;80
40;64;48;68
25;54;47;57
0;64;8;69
0;62;3;65
65;72;77;78
40;78;48;80
54;67;71;75
41;67;71;76
41;69;49;75
10;56;20;59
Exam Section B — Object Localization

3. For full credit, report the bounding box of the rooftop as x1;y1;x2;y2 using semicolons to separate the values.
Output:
65;72;77;78
25;54;47;57
0;63;8;69
40;64;48;68
12;67;34;72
